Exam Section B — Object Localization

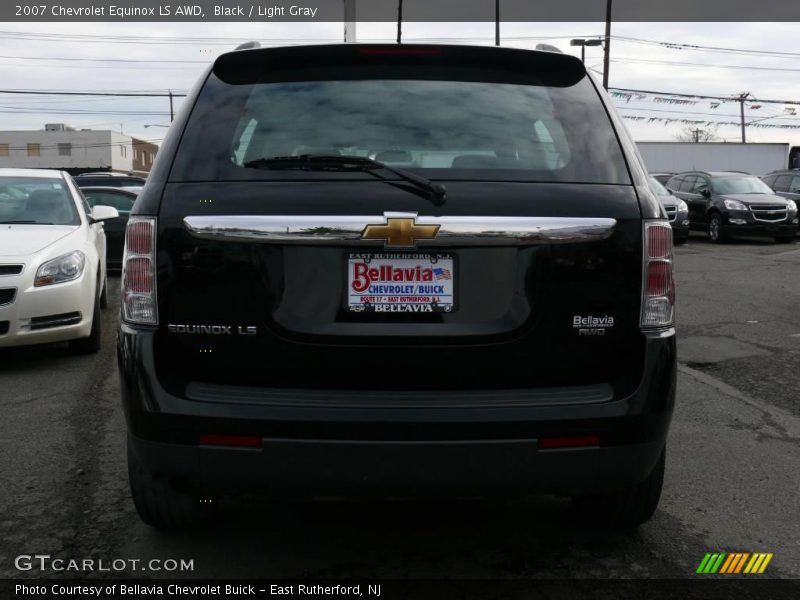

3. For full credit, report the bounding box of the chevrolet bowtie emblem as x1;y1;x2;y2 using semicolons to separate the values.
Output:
362;216;440;248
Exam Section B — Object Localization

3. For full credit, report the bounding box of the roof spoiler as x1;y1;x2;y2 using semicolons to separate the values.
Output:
535;43;563;53
234;41;261;51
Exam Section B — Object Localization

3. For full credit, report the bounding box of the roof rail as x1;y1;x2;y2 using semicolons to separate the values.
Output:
535;43;562;53
234;41;261;51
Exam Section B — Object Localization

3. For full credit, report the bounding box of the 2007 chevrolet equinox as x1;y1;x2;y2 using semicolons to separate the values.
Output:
117;43;676;529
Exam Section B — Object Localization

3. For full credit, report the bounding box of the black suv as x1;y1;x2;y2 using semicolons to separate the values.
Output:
666;171;798;243
762;169;800;204
117;44;676;529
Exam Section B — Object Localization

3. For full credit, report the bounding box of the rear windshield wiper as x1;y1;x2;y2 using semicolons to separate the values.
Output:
243;154;447;203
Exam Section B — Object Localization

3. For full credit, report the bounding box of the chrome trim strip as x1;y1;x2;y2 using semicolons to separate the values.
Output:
183;213;617;247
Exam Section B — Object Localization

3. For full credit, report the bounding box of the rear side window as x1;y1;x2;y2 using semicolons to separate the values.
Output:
693;177;709;193
666;176;683;191
172;68;630;184
680;176;697;192
773;175;792;192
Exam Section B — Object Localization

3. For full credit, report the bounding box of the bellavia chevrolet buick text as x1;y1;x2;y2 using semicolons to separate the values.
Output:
117;44;677;529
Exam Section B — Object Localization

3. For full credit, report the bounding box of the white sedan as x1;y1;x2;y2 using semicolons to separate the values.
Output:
0;168;119;353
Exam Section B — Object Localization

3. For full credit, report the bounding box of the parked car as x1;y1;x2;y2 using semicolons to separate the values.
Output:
666;171;798;243
118;43;676;529
74;173;146;188
81;187;139;270
649;176;689;244
649;172;674;186
0;168;118;353
761;169;800;204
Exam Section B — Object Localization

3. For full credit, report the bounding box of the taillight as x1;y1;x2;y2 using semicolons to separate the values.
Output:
641;221;674;328
122;216;157;324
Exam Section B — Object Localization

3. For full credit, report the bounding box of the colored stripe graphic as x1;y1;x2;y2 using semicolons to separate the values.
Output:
697;553;727;573
733;553;750;573
719;554;736;574
719;553;750;573
758;554;773;573
709;553;726;573
744;553;774;574
696;553;713;574
700;552;772;574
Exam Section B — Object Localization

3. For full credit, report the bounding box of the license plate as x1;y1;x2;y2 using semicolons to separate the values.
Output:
347;252;455;313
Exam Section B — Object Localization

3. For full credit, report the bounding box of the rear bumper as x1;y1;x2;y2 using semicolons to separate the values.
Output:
118;325;676;497
128;434;665;498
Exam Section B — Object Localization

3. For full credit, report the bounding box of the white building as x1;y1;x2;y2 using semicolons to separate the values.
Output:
0;124;155;175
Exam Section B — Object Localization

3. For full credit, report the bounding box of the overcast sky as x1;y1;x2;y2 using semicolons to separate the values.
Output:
1;21;799;148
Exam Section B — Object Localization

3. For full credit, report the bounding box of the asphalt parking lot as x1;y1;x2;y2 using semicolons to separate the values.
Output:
1;232;799;581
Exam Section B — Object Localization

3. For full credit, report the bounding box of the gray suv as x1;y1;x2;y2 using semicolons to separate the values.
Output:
762;170;800;204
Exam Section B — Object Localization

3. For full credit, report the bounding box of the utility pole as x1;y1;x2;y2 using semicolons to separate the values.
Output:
168;90;174;122
495;0;500;46
737;92;750;143
691;128;702;143
343;0;356;43
602;0;612;89
396;0;403;44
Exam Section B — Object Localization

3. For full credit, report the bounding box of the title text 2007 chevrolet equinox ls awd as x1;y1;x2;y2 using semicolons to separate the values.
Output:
117;44;677;529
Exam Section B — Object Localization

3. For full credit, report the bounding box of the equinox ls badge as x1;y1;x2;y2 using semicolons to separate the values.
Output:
362;216;440;248
168;324;257;335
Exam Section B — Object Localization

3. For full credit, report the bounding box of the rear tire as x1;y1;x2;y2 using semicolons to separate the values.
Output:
127;437;214;529
68;297;101;354
572;447;665;528
707;213;727;243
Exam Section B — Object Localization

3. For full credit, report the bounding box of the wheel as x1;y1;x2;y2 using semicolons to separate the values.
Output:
707;213;727;243
99;273;109;309
774;235;794;244
674;234;688;246
127;437;214;529
572;447;665;528
68;295;101;354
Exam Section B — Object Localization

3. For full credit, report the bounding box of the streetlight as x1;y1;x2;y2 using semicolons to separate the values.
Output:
570;38;602;64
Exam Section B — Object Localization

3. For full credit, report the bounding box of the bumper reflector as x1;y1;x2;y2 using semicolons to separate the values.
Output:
199;434;262;448
538;435;600;449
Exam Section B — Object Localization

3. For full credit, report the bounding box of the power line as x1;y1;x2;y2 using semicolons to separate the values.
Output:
611;35;800;59
0;89;187;97
611;56;800;73
0;108;170;115
616;106;800;120
0;53;206;64
609;86;800;106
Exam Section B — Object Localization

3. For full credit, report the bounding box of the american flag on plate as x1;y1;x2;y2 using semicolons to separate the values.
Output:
433;267;452;281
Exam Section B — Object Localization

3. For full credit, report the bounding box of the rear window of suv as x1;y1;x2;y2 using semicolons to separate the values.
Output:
170;53;630;185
